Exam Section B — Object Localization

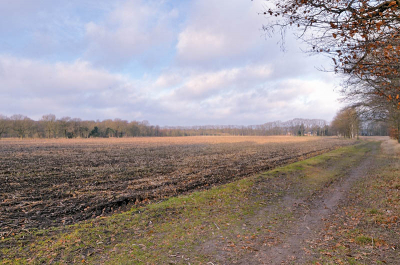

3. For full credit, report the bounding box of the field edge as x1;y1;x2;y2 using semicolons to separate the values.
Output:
1;140;384;264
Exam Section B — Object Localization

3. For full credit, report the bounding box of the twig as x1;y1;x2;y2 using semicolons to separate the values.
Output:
21;228;31;234
213;222;220;230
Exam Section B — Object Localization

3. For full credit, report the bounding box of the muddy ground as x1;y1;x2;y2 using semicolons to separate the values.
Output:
0;136;357;236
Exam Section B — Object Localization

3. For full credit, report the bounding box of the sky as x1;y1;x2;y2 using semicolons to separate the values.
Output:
0;0;344;126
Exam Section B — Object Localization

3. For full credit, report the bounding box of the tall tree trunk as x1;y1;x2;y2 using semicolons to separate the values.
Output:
398;119;400;143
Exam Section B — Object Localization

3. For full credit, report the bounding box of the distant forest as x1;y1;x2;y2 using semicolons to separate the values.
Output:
0;114;388;139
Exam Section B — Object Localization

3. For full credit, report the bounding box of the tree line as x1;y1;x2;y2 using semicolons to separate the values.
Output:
0;114;160;139
0;114;355;139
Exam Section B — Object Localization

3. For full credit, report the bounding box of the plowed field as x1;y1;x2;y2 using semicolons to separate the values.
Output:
0;136;357;236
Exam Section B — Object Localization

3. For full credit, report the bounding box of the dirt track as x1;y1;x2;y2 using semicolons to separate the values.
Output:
0;136;357;235
243;142;379;264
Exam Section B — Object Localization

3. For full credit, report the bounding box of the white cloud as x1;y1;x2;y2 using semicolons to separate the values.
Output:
0;56;125;96
176;29;228;62
84;0;178;66
0;55;148;120
154;73;182;88
175;0;270;66
167;64;272;100
151;64;341;125
0;54;341;126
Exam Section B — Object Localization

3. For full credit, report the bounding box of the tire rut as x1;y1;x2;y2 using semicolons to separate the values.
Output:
242;143;379;264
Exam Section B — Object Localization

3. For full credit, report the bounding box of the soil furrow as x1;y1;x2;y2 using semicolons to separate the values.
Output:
0;136;357;235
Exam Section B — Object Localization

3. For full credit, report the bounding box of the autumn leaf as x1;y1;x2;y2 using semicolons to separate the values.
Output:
376;21;383;30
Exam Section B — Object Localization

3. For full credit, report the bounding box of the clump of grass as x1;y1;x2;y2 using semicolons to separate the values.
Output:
355;235;373;245
368;208;380;215
347;257;360;265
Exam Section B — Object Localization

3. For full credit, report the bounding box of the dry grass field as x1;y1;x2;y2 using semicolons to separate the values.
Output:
0;136;357;236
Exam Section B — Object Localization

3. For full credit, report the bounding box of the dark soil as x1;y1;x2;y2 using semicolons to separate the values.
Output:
0;137;356;236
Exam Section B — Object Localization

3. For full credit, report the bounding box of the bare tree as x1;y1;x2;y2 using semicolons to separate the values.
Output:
41;114;57;138
11;114;32;139
0;114;9;139
113;118;128;137
57;117;72;138
344;83;400;140
264;0;400;104
331;107;360;138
